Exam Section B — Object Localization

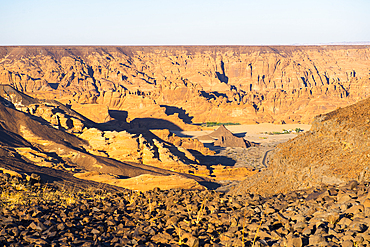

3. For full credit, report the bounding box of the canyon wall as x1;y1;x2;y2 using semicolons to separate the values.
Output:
1;46;369;127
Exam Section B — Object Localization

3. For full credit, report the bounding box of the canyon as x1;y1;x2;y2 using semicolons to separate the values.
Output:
0;45;369;128
1;45;370;192
0;84;257;191
2;45;370;246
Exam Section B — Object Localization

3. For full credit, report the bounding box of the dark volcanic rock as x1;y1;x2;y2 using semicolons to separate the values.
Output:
2;172;370;246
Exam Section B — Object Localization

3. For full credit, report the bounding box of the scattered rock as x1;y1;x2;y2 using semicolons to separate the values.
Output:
1;174;370;246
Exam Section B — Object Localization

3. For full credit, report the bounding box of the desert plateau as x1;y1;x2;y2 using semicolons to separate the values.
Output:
1;45;370;246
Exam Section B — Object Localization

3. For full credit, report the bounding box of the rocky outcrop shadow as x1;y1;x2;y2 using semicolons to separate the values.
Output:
129;118;183;131
160;105;193;124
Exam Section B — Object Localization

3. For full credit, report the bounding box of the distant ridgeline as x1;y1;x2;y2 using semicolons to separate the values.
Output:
1;45;370;126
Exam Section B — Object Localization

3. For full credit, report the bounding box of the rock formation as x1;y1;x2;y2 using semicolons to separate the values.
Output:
1;46;370;127
0;85;259;189
150;129;215;156
198;125;251;148
77;127;211;176
0;84;89;133
3;45;370;246
231;96;370;196
70;103;112;123
0;94;169;178
0;86;221;190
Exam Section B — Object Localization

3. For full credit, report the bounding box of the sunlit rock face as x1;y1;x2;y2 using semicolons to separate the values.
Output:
0;83;260;190
1;45;370;126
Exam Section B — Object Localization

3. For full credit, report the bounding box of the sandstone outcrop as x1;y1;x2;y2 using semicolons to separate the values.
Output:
231;97;370;196
0;86;258;188
1;46;370;127
150;129;215;156
69;103;112;123
199;125;252;148
77;126;258;180
0;90;218;190
77;127;212;176
0;84;88;133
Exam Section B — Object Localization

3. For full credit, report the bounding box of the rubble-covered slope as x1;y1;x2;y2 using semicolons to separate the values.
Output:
231;97;370;196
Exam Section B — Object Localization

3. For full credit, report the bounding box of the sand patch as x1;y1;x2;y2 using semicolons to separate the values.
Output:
211;166;258;181
74;172;205;191
225;123;311;135
176;123;311;146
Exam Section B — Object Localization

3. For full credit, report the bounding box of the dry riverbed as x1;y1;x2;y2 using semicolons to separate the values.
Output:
174;123;311;169
174;124;311;191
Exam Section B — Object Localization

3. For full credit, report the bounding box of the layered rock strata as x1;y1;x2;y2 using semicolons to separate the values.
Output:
1;46;370;127
0;85;257;188
0;88;219;190
78;127;211;176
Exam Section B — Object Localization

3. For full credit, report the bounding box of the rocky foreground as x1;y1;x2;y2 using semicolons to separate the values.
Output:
2;171;370;247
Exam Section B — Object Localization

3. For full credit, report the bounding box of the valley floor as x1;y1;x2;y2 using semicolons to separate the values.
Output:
174;124;312;192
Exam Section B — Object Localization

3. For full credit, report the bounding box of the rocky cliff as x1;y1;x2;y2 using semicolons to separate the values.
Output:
1;45;369;127
231;97;370;196
0;85;258;190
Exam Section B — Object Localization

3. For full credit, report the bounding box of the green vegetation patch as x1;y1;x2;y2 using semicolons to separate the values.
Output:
264;128;304;135
200;122;241;127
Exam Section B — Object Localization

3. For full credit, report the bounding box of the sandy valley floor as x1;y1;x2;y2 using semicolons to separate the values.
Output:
173;123;312;190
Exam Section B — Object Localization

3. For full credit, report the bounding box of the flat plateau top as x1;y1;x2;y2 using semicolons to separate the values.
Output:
1;45;369;60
